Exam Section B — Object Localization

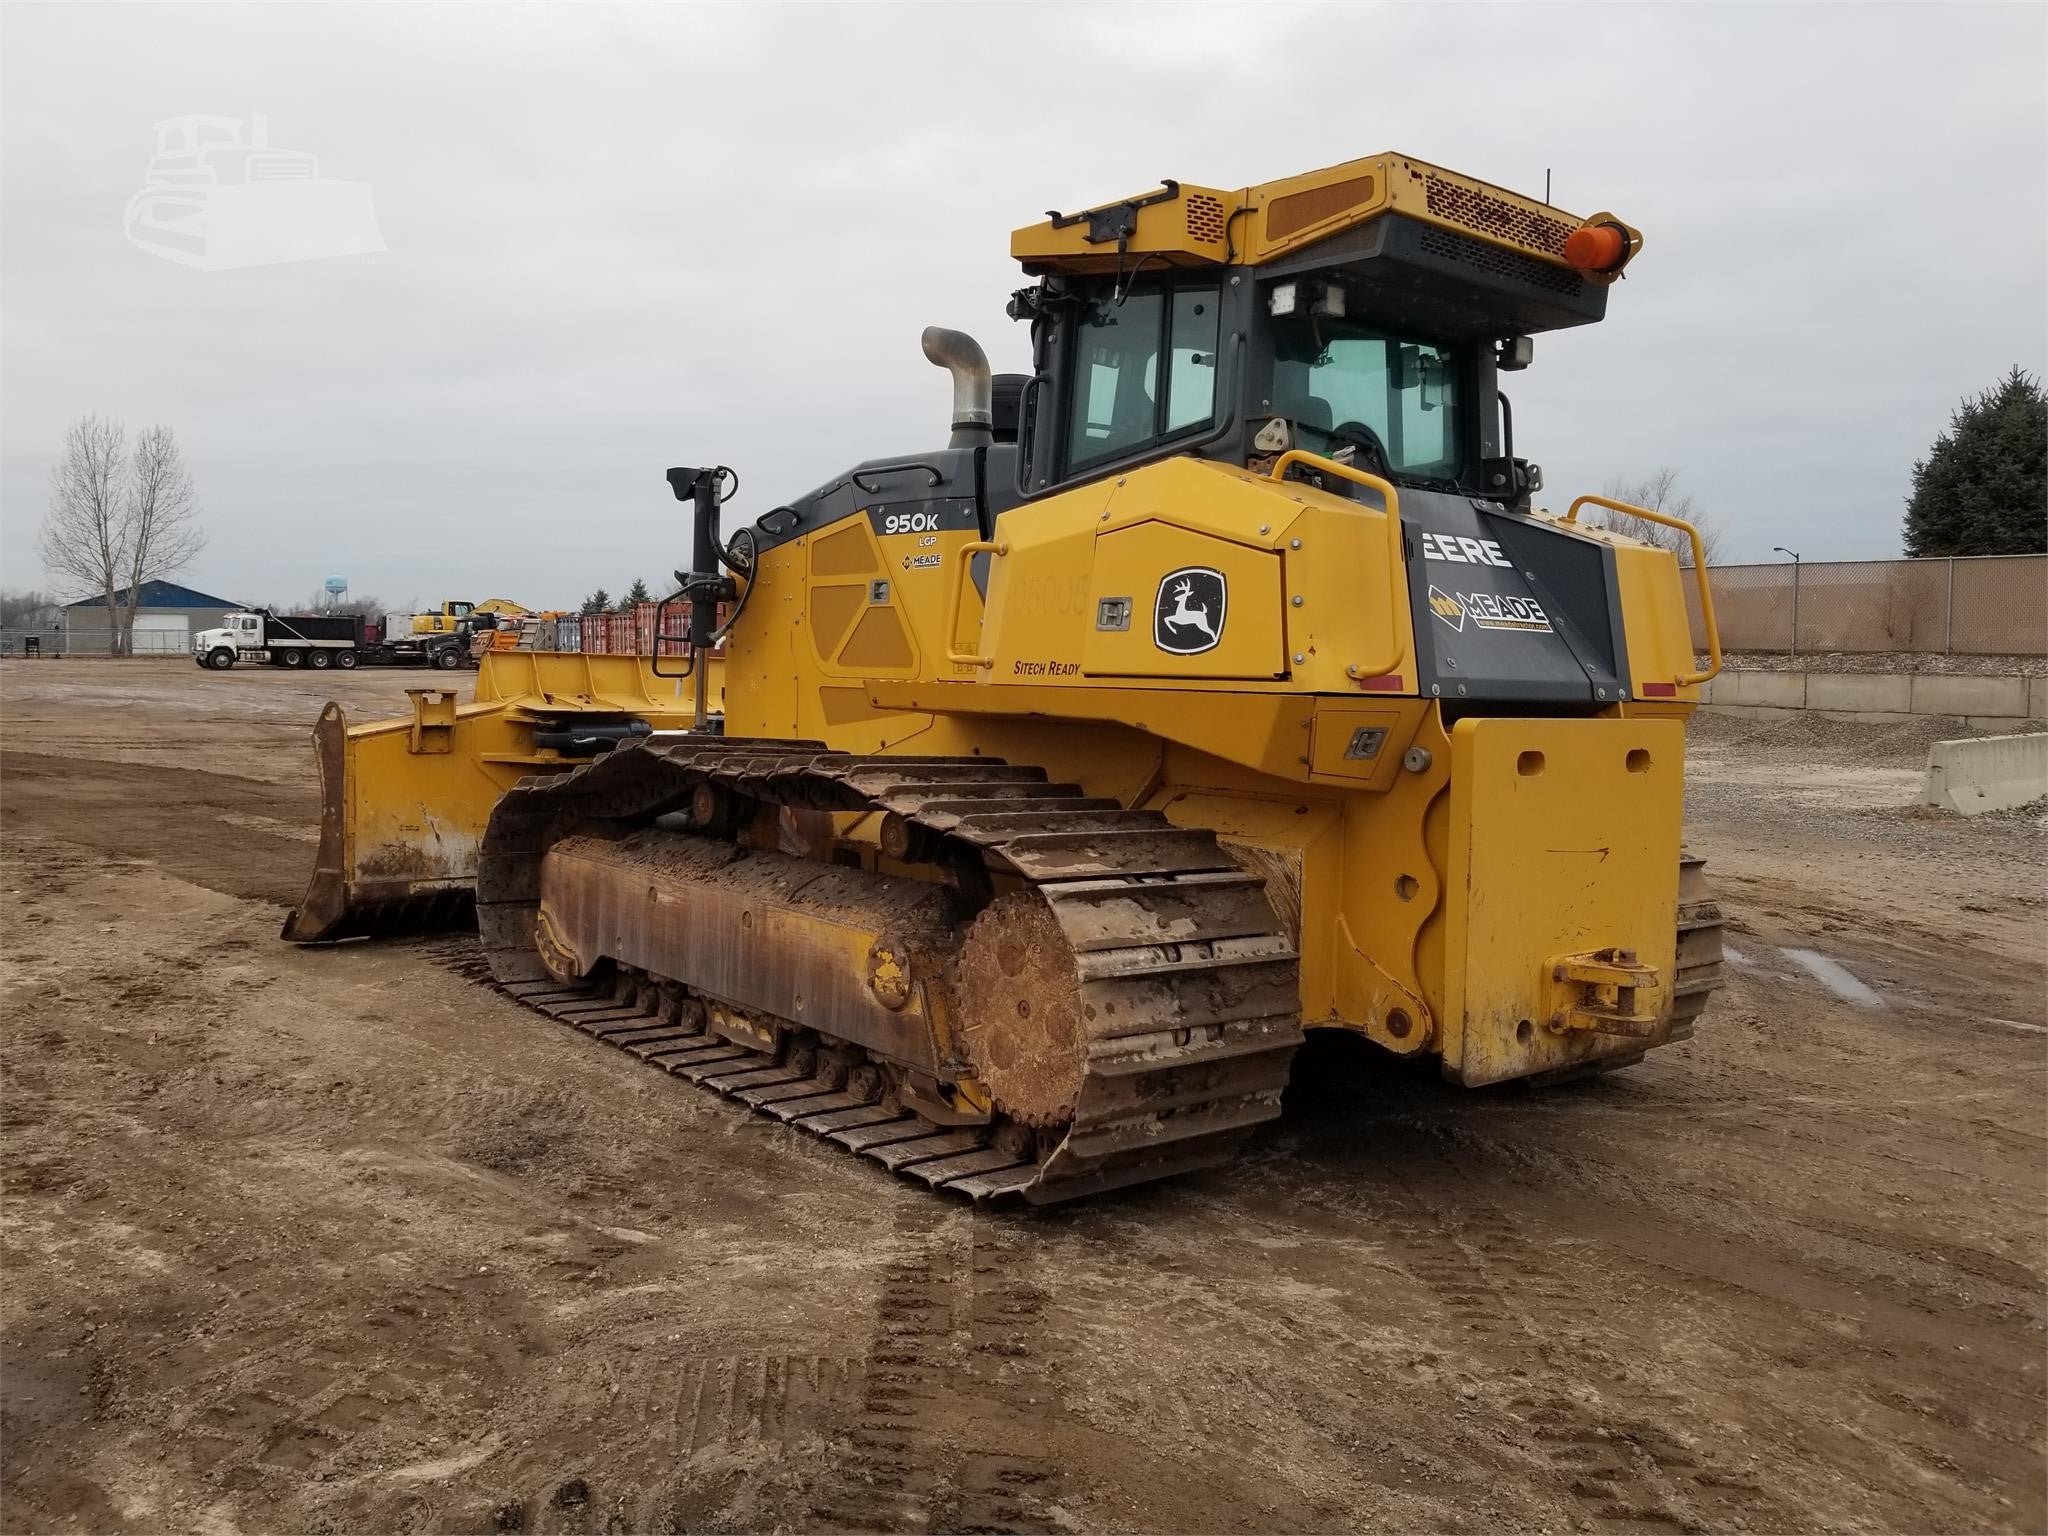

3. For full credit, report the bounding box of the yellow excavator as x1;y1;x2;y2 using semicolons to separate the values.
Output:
406;598;528;635
286;152;1724;1204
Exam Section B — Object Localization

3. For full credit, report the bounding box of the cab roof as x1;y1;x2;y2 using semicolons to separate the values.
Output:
1011;152;1637;286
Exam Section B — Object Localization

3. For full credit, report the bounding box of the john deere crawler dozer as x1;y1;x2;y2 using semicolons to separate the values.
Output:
288;152;1725;1204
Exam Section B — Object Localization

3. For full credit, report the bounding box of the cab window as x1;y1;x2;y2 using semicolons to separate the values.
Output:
1269;318;1463;481
1065;285;1219;472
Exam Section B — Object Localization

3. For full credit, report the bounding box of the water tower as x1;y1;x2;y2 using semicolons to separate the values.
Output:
324;575;348;610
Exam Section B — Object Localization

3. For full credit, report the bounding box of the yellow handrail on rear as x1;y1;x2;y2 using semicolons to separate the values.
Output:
1562;495;1722;686
945;540;1007;668
1268;450;1408;681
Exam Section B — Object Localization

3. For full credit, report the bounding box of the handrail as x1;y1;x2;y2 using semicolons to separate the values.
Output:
945;539;1007;668
1563;494;1722;686
852;462;944;494
1268;450;1408;681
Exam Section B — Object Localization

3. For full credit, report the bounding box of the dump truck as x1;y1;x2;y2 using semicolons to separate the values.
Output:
194;610;365;670
286;151;1725;1205
194;610;473;671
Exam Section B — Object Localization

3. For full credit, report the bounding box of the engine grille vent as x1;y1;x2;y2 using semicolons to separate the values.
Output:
1419;228;1585;298
1424;174;1575;258
1185;192;1226;245
1263;175;1376;242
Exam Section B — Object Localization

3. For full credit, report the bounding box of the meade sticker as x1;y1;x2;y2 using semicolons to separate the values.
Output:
1154;566;1227;655
1427;584;1552;635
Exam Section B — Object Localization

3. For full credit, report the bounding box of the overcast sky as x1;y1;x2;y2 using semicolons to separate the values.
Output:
3;2;2043;610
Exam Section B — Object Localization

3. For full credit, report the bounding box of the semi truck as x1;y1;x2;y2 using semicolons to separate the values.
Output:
193;610;472;671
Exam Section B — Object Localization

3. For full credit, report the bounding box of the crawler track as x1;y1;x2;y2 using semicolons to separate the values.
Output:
474;736;1304;1205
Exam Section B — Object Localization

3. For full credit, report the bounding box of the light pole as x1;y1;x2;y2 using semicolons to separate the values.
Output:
1773;547;1802;658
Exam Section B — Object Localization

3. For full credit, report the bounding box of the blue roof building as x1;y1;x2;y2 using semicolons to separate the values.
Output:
60;579;247;653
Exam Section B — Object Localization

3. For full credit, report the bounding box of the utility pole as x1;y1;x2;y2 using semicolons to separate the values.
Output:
1773;547;1802;657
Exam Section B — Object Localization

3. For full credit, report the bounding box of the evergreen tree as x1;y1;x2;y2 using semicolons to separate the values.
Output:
1904;367;2047;557
618;578;651;611
581;589;610;615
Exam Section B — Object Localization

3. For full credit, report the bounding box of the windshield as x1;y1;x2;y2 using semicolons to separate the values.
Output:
1268;318;1463;484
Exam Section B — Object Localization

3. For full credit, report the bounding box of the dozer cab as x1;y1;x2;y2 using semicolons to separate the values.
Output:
287;152;1724;1204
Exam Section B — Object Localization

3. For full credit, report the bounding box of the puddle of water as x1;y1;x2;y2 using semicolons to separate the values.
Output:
1723;941;1752;967
1780;947;1885;1007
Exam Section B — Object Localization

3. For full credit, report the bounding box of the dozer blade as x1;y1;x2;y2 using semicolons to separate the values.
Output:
282;697;510;942
282;652;706;943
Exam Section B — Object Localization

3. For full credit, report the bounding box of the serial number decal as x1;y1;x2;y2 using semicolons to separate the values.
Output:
1012;658;1081;678
1419;531;1513;569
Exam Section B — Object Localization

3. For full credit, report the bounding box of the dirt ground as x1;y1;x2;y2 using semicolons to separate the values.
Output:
3;659;2042;1536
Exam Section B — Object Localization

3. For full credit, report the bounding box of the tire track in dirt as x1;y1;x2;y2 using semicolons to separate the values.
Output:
671;1353;865;1457
1376;1133;1795;1535
1;750;318;906
812;1204;1068;1533
423;939;1072;1533
1277;1112;1794;1535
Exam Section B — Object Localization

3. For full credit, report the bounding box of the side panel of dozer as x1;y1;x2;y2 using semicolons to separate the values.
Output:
1439;716;1685;1086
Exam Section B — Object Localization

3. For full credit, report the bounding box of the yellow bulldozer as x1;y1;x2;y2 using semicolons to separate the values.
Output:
286;151;1724;1204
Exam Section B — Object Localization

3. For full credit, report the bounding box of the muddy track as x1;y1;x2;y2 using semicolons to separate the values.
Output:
470;736;1305;1204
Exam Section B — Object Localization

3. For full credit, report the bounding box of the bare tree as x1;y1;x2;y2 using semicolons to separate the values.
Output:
0;588;55;628
1589;467;1724;569
37;416;130;648
119;425;206;653
36;416;206;654
303;591;387;617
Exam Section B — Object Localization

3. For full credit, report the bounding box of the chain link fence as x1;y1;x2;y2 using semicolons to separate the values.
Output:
0;628;198;658
1684;554;2046;656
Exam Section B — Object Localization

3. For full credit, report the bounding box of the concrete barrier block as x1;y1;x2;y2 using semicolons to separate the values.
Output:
1911;674;2029;720
1920;732;2048;815
1722;670;1806;708
1807;673;1913;714
2030;676;2047;720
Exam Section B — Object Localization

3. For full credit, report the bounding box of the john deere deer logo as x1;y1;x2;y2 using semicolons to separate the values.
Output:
1154;567;1226;655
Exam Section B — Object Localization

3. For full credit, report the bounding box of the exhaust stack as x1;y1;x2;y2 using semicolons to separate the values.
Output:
921;326;993;448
